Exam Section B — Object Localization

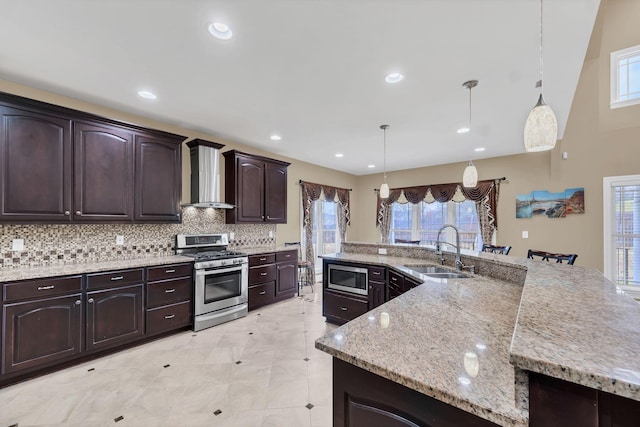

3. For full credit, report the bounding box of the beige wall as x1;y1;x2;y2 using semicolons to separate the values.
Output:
354;0;640;271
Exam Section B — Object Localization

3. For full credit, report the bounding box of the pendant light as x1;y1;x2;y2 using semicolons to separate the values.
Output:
462;80;478;188
524;0;558;152
379;124;390;198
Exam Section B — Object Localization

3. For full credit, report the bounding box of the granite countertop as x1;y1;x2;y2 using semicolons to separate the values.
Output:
315;253;528;426
0;255;193;283
239;246;299;256
316;249;640;426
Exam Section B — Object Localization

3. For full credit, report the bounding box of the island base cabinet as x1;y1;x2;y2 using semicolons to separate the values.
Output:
86;284;144;352
333;358;499;427
2;294;82;375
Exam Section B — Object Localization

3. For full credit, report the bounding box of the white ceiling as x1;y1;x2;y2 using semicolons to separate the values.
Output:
0;0;600;175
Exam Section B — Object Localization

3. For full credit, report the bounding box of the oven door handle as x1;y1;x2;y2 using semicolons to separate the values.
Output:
195;265;245;276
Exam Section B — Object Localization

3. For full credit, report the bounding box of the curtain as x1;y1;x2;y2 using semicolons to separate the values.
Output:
375;179;502;244
301;181;351;263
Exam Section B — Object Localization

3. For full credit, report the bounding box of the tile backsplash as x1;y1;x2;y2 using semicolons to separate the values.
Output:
0;207;276;269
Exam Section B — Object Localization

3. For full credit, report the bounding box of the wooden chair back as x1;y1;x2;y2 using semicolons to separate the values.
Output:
481;244;512;255
527;249;578;265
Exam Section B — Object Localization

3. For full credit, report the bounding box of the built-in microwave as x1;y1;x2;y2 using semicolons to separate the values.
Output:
327;264;368;296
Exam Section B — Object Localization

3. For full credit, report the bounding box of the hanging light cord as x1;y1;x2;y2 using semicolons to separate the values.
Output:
538;0;544;93
381;125;388;183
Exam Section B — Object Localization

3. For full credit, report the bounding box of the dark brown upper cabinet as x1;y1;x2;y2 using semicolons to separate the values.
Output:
0;91;185;223
223;150;290;224
134;134;182;222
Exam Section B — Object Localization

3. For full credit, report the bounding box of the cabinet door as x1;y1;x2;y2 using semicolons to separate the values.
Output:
134;134;181;222
276;261;297;297
264;161;287;223
236;155;265;222
86;284;144;352
74;121;133;221
388;271;405;300
3;294;82;374
368;282;386;310
0;105;72;221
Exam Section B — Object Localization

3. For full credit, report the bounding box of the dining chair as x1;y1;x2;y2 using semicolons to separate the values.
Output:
527;249;578;265
481;244;512;255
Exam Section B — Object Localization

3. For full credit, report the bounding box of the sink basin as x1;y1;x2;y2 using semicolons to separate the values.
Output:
403;265;470;279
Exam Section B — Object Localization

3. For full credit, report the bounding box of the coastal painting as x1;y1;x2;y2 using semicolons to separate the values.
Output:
516;187;585;219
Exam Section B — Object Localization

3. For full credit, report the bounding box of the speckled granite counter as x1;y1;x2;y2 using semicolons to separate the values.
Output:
237;246;297;256
316;246;640;426
0;255;193;282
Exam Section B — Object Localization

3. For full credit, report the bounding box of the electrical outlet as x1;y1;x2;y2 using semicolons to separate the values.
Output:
268;230;273;238
229;232;235;240
116;235;124;245
11;239;24;251
378;248;387;255
522;231;529;239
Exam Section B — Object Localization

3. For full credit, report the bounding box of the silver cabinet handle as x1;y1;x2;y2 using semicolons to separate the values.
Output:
88;298;94;303
64;211;70;216
260;272;267;276
259;257;267;261
110;276;124;281
37;285;55;290
391;277;397;281
373;271;381;275
75;211;81;215
75;300;81;305
165;269;176;273
267;216;271;219
340;306;348;311
165;288;176;293
284;254;291;258
259;291;266;295
164;314;175;319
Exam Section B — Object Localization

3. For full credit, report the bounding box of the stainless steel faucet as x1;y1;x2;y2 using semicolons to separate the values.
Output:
435;224;465;271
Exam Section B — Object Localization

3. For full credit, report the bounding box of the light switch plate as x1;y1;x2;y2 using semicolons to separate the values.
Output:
522;231;529;239
12;239;24;251
116;235;124;245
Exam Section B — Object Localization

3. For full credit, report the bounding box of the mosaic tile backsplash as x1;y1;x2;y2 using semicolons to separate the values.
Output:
0;207;276;269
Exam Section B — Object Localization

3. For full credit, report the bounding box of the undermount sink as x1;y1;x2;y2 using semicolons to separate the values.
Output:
404;265;471;279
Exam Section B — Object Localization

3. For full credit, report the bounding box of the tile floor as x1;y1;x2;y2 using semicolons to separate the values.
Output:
0;287;336;427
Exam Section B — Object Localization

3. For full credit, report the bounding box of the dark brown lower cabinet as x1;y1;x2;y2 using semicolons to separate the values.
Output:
333;358;499;427
275;261;297;298
2;294;82;374
529;372;640;427
86;284;144;352
323;291;368;325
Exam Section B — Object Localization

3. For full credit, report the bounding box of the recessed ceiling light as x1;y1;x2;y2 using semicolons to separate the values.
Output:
457;127;470;134
385;72;405;84
335;153;344;158
474;147;486;152
270;135;282;141
368;164;376;168
137;90;157;100
208;22;233;40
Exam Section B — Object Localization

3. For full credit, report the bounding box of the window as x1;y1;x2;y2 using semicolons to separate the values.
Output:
311;200;341;272
604;176;640;298
610;45;640;109
390;200;481;250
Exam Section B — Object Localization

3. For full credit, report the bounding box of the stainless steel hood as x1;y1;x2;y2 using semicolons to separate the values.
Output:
182;139;235;209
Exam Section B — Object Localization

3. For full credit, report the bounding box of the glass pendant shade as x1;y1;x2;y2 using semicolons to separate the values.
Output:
463;161;478;188
524;94;558;152
380;182;390;199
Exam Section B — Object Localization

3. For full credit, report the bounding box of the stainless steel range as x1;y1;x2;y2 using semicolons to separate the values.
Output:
176;233;248;331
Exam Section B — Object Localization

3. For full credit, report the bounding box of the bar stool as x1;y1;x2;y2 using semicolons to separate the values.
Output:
395;239;421;245
481;244;512;255
284;242;315;294
527;249;578;265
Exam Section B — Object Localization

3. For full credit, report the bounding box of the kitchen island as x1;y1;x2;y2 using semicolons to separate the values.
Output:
315;243;640;426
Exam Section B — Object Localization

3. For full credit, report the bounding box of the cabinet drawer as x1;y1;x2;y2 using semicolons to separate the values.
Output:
276;250;297;262
146;301;192;335
248;281;276;311
3;275;83;303
86;268;144;290
147;263;192;282
368;266;386;282
147;277;192;308
249;265;277;284
249;253;276;267
323;291;368;322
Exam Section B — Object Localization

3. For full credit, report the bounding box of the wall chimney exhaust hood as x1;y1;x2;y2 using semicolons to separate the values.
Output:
182;139;235;209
